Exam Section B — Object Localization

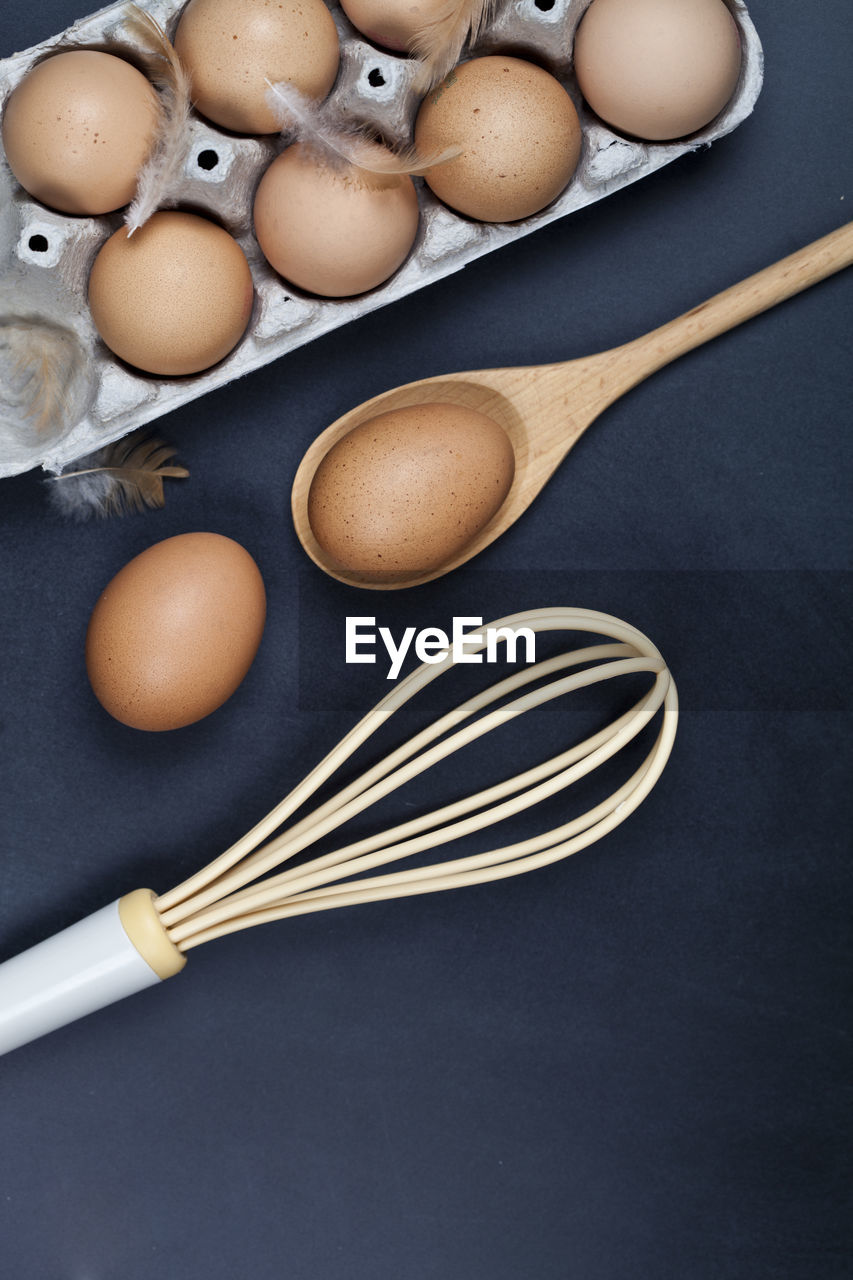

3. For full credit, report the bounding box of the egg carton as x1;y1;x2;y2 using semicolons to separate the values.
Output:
0;0;763;478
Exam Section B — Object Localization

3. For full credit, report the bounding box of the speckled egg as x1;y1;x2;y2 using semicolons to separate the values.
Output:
87;212;254;376
414;56;582;223
1;50;159;215
85;533;266;731
173;0;340;134
307;402;515;573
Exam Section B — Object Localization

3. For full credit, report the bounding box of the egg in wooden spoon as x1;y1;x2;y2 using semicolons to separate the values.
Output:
292;223;853;589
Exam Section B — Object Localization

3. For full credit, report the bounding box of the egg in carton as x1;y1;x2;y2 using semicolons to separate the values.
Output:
0;0;763;479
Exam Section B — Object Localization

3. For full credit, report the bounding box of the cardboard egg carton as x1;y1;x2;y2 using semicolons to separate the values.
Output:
0;0;763;478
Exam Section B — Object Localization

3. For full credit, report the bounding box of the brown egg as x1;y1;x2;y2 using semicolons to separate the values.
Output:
253;145;420;297
414;56;582;223
307;403;515;573
573;0;742;141
88;212;254;376
1;50;159;215
86;533;266;731
340;0;445;52
174;0;340;134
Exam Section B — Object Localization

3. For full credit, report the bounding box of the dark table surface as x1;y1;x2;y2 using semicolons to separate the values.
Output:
1;2;851;1277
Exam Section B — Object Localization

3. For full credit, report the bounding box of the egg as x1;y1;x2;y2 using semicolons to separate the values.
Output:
0;50;159;215
173;0;340;134
339;0;445;53
414;56;582;223
88;211;254;376
86;533;266;731
253;145;420;297
573;0;742;141
307;403;515;573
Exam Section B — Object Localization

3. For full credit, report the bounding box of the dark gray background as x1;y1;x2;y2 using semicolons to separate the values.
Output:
1;2;851;1277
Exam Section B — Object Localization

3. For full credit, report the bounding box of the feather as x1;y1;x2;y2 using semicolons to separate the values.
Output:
0;316;89;442
265;81;459;177
410;0;498;92
122;5;193;235
46;430;189;521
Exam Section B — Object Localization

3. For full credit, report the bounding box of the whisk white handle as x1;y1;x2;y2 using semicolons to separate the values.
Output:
0;890;184;1057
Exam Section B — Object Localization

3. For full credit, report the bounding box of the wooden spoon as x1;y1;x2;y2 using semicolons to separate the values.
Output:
292;221;853;589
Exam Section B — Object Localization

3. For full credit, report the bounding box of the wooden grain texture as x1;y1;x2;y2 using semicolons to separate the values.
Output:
292;221;853;589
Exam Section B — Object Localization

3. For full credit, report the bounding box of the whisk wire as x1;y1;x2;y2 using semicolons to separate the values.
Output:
176;714;674;951
164;652;661;934
183;680;659;918
167;664;667;945
157;610;677;953
157;637;633;921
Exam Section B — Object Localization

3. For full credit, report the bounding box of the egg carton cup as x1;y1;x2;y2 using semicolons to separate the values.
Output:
0;0;763;479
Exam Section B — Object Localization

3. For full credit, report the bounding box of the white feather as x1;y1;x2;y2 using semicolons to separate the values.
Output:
47;469;124;521
123;6;193;235
265;81;459;175
410;0;498;92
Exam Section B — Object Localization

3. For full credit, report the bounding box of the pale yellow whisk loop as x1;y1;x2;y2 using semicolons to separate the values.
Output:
154;608;678;952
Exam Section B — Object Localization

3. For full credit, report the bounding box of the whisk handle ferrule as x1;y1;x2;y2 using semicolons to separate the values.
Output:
0;890;185;1057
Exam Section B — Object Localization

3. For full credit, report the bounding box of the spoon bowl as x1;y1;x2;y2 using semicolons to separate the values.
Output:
292;221;853;589
293;375;530;587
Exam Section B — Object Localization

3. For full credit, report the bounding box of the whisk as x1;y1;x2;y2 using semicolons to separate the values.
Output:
0;608;678;1056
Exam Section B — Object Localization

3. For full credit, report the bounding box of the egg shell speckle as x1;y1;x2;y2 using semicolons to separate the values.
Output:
88;211;255;376
85;533;266;732
307;403;516;573
573;0;742;141
174;0;341;134
253;144;420;297
0;50;159;215
415;55;583;223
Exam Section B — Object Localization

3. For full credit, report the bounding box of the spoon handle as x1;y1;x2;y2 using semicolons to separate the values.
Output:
603;220;853;396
